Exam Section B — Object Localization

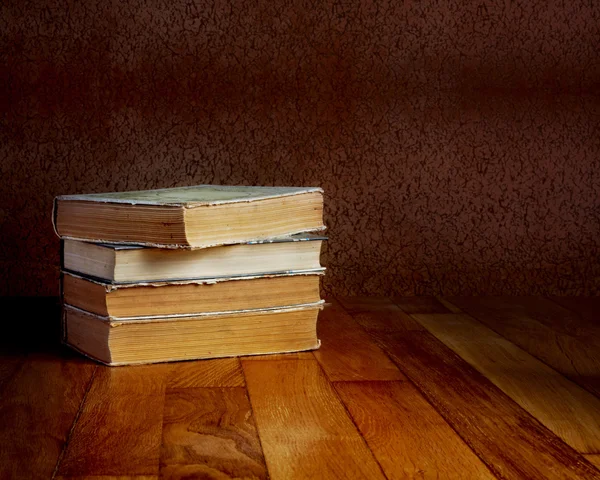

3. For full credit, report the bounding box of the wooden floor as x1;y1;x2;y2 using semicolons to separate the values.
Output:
2;296;600;479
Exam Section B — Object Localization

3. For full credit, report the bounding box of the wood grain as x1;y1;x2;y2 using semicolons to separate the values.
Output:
55;476;157;479
313;301;405;381
167;358;245;388
586;455;600;469
393;296;452;314
160;387;267;479
414;312;600;453
336;296;395;313
338;297;424;332
373;330;600;479
8;295;600;479
242;359;386;479
0;353;96;480
242;351;314;361
448;296;600;398
335;381;496;479
57;365;169;477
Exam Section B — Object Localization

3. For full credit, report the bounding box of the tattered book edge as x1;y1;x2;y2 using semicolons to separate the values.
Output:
60;277;67;342
63;301;326;323
72;232;329;250
55;185;324;207
61;338;322;367
62;268;326;290
52;197;60;238
54;225;327;249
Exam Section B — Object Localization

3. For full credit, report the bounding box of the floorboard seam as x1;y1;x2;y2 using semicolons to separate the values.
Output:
239;360;271;480
444;297;600;401
308;331;390;480
369;331;504;479
389;298;600;474
155;370;172;478
338;296;501;479
51;364;98;479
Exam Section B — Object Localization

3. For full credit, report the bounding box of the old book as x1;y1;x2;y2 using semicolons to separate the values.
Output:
61;270;323;318
63;303;323;365
62;233;326;283
54;185;324;248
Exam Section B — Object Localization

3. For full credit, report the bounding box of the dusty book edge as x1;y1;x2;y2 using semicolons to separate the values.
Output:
63;301;325;323
69;232;329;251
62;268;326;290
62;338;321;367
55;225;327;248
55;185;324;207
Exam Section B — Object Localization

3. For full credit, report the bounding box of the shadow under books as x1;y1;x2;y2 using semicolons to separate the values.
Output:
1;296;69;355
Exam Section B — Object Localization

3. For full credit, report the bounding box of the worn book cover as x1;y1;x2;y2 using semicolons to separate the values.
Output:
61;233;327;283
61;269;325;318
53;184;325;248
56;184;323;206
62;303;324;366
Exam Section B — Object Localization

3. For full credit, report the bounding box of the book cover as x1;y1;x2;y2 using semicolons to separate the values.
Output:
54;184;325;248
55;184;323;207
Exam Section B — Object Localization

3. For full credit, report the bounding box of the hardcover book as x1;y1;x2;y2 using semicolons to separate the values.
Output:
54;184;325;248
63;303;323;366
61;270;324;318
62;233;326;283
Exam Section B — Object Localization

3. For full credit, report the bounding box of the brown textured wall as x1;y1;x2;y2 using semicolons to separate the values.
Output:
2;1;600;296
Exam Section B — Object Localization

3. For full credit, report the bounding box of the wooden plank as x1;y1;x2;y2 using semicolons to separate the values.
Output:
336;296;394;313
335;381;496;479
586;455;600;469
0;353;96;480
414;313;600;453
338;297;424;332
373;330;600;479
312;301;405;381
167;358;245;388
0;354;25;391
449;297;600;338
160;387;267;478
56;476;157;479
394;296;453;314
242;351;314;361
351;307;423;332
435;295;463;313
448;296;600;398
242;359;386;479
550;297;600;324
57;364;169;477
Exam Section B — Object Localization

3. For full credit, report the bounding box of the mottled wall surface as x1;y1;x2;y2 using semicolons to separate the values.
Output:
2;1;600;296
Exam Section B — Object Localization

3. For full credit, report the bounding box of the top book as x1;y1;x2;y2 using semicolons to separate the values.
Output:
54;185;324;248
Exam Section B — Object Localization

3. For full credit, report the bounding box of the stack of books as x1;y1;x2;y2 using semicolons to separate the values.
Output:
53;185;326;366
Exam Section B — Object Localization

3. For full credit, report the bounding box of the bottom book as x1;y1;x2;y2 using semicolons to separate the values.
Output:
62;302;323;366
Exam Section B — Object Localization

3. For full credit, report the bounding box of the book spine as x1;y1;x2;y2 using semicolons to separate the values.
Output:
55;229;326;250
59;271;67;342
61;267;326;289
62;300;326;323
51;197;60;238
